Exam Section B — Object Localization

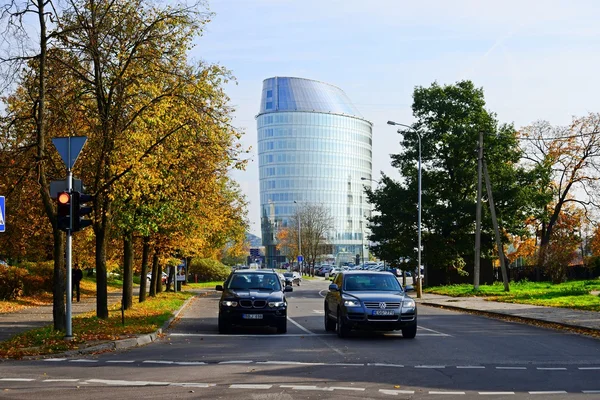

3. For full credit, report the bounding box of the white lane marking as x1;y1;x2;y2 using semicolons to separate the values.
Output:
417;326;452;337
379;389;415;395
367;363;404;367
579;367;600;370
318;289;328;298
142;360;173;364
457;366;485;369
169;333;328;337
330;386;365;391
582;390;600;394
496;366;527;370
415;365;445;369
529;391;568;394
174;361;207;365
257;361;325;366
430;391;466;395
537;367;567;370
287;316;315;335
313;310;324;314
86;379;169;386
106;360;135;363
219;360;253;364
43;358;67;362
230;384;272;389
170;383;215;388
480;392;515;395
69;359;98;363
43;379;80;382
332;363;364;366
0;378;35;382
281;385;330;391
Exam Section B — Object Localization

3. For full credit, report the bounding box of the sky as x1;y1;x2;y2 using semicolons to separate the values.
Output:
190;0;600;237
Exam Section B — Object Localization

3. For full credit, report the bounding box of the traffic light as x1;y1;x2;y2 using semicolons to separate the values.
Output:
57;191;71;232
355;254;360;265
72;191;93;232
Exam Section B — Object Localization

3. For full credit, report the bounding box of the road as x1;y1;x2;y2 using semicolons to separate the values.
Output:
1;278;600;399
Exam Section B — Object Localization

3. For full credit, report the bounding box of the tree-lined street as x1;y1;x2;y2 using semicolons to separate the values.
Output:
1;279;600;399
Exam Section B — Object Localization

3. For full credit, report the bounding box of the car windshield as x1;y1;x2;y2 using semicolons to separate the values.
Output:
227;273;281;291
283;272;293;278
344;274;402;291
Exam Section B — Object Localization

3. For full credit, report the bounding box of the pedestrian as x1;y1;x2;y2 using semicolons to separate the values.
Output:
72;263;83;302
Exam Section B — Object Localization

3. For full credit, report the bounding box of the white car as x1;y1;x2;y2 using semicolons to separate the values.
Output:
147;271;168;284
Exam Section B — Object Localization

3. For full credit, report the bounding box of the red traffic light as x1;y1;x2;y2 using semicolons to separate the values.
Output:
58;192;70;204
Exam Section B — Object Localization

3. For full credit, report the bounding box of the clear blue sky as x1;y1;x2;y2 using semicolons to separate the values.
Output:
191;0;600;237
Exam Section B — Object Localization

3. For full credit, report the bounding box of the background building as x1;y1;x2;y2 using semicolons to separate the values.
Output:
257;77;373;268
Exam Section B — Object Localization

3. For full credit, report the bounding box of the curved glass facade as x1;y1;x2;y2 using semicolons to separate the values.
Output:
257;77;373;268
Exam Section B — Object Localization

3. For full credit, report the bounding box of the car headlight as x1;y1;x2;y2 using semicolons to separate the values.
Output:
221;300;238;307
344;299;361;307
268;301;286;307
402;299;416;309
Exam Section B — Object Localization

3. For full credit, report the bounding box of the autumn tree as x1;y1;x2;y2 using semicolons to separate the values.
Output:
519;113;600;279
291;203;334;276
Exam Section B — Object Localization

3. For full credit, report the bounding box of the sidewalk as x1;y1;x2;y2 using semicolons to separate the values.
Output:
417;293;600;333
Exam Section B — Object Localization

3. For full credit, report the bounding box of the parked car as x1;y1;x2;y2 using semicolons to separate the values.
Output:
147;271;168;284
324;271;417;338
216;269;292;334
283;271;301;286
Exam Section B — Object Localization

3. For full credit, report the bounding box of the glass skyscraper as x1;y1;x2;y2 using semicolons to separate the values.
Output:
257;77;373;268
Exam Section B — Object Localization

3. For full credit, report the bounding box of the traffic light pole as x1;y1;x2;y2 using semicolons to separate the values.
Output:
65;169;73;339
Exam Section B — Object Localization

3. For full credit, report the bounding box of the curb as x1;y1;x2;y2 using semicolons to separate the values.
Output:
60;294;196;357
419;301;600;337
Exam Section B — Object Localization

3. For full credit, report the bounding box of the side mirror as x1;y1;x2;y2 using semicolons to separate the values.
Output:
284;286;293;292
215;285;223;291
405;285;414;292
328;283;339;292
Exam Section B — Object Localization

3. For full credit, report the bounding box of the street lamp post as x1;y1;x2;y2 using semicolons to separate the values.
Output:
387;121;422;299
293;200;302;275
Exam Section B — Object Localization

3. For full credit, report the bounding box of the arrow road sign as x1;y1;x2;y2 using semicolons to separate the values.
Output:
0;196;5;232
52;136;87;169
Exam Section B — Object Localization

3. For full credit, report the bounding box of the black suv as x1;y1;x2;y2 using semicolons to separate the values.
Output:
216;269;292;334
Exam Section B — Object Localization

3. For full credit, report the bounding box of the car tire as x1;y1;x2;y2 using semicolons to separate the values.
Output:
324;304;336;332
218;315;230;334
336;309;349;338
276;320;287;334
402;323;417;339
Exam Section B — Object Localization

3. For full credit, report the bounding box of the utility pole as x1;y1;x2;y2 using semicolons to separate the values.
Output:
474;131;483;291
483;160;510;292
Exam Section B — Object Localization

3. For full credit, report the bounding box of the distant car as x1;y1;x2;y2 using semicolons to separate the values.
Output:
147;271;168;284
324;271;417;338
283;272;301;286
216;269;292;334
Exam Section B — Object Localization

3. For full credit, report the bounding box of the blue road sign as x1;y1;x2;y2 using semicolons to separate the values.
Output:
297;255;303;262
0;196;5;232
52;136;88;169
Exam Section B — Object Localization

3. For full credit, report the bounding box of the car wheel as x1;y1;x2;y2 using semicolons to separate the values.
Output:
324;304;336;332
402;323;417;339
336;309;349;338
218;315;230;334
297;281;300;286
276;320;287;334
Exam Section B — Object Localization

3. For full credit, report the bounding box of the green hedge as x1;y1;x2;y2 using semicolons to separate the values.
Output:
188;258;231;282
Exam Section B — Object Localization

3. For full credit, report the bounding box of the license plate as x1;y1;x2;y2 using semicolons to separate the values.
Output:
242;314;263;319
372;310;395;316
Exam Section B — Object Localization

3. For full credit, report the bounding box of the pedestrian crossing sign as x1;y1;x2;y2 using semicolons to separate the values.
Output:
0;196;5;232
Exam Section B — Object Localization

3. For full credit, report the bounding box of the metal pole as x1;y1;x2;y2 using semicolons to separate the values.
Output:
474;132;483;290
416;132;422;298
65;168;73;339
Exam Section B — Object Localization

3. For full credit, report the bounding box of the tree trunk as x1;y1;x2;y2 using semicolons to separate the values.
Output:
122;231;134;310
149;250;158;297
52;229;66;331
139;237;150;302
156;257;163;294
95;223;109;318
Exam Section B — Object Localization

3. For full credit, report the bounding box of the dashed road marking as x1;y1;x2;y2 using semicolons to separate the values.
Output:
43;379;80;382
430;391;465;395
496;366;527;370
142;360;173;364
0;378;35;382
479;392;515;395
69;359;98;363
457;365;485;369
380;389;415;395
537;367;567;370
86;379;169;386
367;363;404;367
415;365;445;369
529;391;568;395
230;384;272;389
219;360;253;364
106;360;135;363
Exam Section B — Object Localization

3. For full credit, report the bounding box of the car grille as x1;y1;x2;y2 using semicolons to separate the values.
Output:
364;302;401;309
239;299;267;308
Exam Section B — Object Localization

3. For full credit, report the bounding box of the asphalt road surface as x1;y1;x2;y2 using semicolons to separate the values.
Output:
2;278;600;399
